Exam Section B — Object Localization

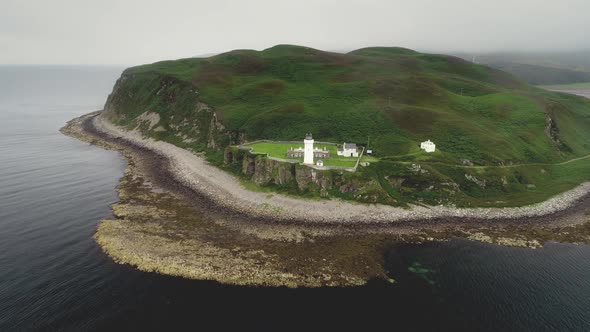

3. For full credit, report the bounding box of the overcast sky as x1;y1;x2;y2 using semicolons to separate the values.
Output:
1;0;589;65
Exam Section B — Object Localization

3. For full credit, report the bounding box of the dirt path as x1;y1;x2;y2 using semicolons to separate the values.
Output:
388;153;590;170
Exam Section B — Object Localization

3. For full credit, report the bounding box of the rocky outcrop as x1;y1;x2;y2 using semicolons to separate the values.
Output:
253;157;296;186
225;148;392;202
102;72;236;151
241;153;256;176
545;114;571;152
236;152;322;189
294;164;334;195
465;173;486;188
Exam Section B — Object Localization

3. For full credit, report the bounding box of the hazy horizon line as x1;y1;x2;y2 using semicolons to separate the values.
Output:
2;45;589;67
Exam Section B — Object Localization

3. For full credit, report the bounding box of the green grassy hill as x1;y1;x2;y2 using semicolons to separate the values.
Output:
103;45;590;207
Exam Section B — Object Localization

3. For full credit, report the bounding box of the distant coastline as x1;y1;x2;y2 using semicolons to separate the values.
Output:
542;82;590;99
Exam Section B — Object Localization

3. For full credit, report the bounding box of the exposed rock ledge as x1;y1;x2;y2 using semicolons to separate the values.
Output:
92;112;590;224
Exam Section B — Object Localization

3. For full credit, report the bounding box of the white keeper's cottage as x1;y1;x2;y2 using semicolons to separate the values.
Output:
337;143;359;157
420;140;436;153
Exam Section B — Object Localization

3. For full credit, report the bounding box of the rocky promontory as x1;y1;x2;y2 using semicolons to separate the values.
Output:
60;112;590;287
86;113;590;224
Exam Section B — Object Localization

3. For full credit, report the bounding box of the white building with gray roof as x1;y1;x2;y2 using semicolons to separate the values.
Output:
337;142;359;157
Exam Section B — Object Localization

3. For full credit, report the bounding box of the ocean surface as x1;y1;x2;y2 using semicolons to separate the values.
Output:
1;66;589;331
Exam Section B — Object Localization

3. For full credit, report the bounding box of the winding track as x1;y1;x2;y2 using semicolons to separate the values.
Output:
386;153;590;170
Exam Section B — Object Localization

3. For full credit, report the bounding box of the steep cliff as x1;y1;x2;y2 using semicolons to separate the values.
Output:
225;147;401;205
103;72;237;153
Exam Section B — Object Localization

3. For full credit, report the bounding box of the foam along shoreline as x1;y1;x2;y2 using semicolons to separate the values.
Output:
92;113;590;224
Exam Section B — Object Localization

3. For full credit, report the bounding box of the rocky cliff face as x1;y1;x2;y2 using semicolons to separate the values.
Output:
102;72;238;150
232;150;327;192
224;148;394;203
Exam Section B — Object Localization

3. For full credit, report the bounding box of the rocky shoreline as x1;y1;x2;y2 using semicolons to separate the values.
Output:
61;112;395;286
60;111;590;287
91;112;590;225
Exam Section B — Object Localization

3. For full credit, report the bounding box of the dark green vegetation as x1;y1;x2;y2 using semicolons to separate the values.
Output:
103;45;590;207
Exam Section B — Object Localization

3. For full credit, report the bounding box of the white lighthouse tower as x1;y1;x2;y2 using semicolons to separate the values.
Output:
304;133;314;165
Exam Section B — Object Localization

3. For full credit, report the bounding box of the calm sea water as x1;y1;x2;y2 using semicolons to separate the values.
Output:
1;66;589;331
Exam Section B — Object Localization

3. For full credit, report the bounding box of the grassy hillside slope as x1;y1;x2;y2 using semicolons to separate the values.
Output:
103;45;590;207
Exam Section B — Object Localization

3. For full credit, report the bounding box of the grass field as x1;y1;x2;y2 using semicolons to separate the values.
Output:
247;141;360;167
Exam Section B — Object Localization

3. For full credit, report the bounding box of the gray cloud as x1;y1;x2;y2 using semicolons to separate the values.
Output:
1;0;589;65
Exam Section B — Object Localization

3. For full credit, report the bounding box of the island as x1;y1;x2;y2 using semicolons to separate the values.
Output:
61;45;590;287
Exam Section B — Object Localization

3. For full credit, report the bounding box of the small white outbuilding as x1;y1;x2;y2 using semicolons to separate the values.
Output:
420;140;436;153
316;160;324;166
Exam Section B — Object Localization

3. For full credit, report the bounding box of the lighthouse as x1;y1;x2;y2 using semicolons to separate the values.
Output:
304;133;314;164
